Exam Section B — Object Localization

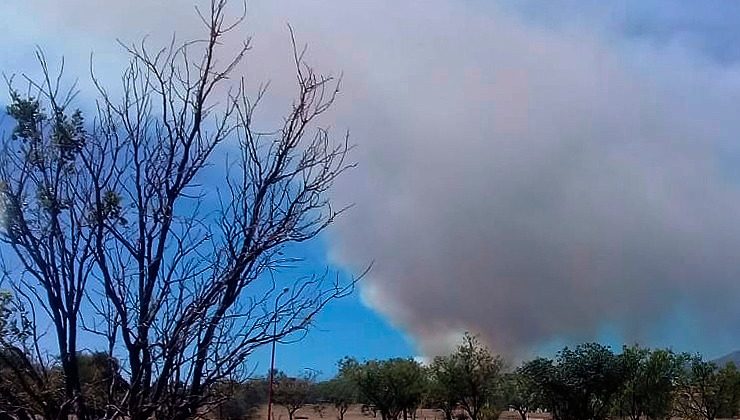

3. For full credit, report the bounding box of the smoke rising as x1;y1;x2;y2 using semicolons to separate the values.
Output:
319;1;740;357
3;1;740;358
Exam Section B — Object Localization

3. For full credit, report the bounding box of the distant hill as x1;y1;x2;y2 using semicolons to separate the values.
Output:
713;350;740;367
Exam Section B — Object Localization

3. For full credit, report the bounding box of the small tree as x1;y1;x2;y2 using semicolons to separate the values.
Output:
615;345;684;420
522;343;624;420
450;334;504;420
427;355;459;420
501;371;539;420
274;371;317;420
425;334;504;420
616;344;650;420
518;357;557;418
343;357;426;420
215;378;268;420
715;363;740;419
317;370;358;420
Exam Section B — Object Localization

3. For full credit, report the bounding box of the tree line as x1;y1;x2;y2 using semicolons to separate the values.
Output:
212;334;740;420
7;280;737;420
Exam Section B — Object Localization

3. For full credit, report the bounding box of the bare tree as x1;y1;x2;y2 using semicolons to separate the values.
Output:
1;50;98;418
0;1;360;419
675;355;740;420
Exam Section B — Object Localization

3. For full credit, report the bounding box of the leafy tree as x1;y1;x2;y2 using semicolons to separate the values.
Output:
316;370;358;420
615;345;684;420
715;362;740;418
450;334;504;420
343;357;426;420
616;344;649;420
676;355;740;420
522;343;624;420
215;378;268;420
273;371;318;420
500;370;540;420
427;355;460;420
558;343;624;420
518;357;559;418
425;334;505;420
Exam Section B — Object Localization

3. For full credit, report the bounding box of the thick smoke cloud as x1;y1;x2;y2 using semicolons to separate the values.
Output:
2;1;740;358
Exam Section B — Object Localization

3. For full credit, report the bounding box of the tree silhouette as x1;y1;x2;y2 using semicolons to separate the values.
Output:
0;1;360;418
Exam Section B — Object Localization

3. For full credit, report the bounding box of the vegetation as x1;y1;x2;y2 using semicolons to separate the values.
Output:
530;343;625;420
327;338;738;420
499;370;539;420
3;294;740;420
315;367;358;420
615;345;685;420
273;371;318;420
427;333;504;420
675;355;740;420
428;353;462;420
213;379;268;420
340;357;426;420
0;0;359;417
270;337;740;420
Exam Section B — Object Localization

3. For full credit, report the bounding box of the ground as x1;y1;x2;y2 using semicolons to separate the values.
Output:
258;405;552;420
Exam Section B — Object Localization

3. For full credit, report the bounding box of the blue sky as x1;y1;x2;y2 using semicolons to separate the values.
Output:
248;278;415;379
2;0;740;376
237;237;417;378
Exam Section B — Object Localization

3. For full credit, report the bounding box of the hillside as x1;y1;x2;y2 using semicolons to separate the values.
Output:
713;350;740;367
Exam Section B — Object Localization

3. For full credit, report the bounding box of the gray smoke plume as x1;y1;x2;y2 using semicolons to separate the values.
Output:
319;1;740;358
3;0;740;358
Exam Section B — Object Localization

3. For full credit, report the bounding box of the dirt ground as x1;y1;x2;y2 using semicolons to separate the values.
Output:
258;405;739;420
258;405;551;420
